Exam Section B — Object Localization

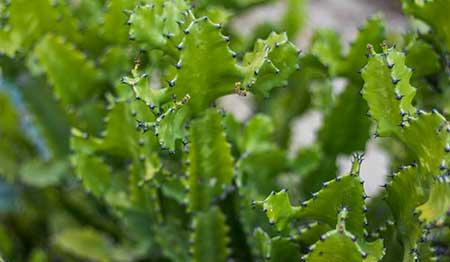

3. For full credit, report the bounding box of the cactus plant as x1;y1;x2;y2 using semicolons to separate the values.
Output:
0;0;449;261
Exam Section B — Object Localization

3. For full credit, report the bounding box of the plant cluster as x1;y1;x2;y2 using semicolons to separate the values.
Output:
0;0;449;261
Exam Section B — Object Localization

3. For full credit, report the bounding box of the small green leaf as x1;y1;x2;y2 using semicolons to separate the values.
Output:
402;0;450;51
256;189;301;231
123;66;172;108
191;207;229;262
242;32;299;97
34;34;104;107
290;146;323;178
310;29;342;76
291;222;331;247
53;227;140;262
187;109;234;211
241;114;274;152
0;0;58;56
281;0;307;39
99;47;133;82
385;165;424;257
361;46;415;137
257;167;366;237
71;152;112;198
303;209;385;262
340;16;385;80
311;16;385;79
155;220;190;262
254;227;271;260
416;175;450;223
398;112;449;174
318;84;371;156
172;16;242;114
102;0;137;44
405;39;441;78
28;249;48;262
19;159;68;187
128;0;190;53
269;236;300;262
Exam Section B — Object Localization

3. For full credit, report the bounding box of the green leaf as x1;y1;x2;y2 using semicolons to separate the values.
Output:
361;46;416;137
53;227;139;262
256;189;301;231
290;145;323;178
191;207;229;262
362;46;449;174
311;16;385;79
71;151;112;198
102;0;137;44
416;175;450;223
290;221;331;247
200;6;232;25
237;147;287;197
398;112;449;174
266;54;326;147
128;0;190;53
241;114;274;152
53;227;114;262
187;109;234;211
281;0;307;38
155;220;190;262
28;249;48;262
340;16;385;80
171;16;242;114
385;165;425;259
269;236;300;262
302;209;385;262
128;15;245;149
235;114;287;198
405;39;441;78
256;161;366;237
70;99;160;208
98;102;141;157
0;0;57;56
156;105;190;151
254;227;271;260
374;220;403;262
241;32;299;97
123;65;172;108
34;34;104;107
318;84;371;156
310;29;342;76
19;159;68;187
99;47;133;82
402;0;450;51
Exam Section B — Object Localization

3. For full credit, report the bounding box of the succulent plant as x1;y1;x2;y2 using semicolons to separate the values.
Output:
0;0;449;261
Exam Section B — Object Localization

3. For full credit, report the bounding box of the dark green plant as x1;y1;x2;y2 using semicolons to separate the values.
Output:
0;0;449;261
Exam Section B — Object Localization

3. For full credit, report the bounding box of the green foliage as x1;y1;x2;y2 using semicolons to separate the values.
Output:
187;109;233;211
402;0;450;51
34;34;104;107
0;0;449;261
128;0;190;53
241;32;300;97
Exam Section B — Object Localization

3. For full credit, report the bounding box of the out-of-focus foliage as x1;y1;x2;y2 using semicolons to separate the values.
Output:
0;0;449;261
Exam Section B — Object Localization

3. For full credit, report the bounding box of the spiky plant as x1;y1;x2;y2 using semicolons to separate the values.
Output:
0;0;449;261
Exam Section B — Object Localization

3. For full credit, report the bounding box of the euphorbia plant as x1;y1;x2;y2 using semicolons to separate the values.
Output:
0;0;449;261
